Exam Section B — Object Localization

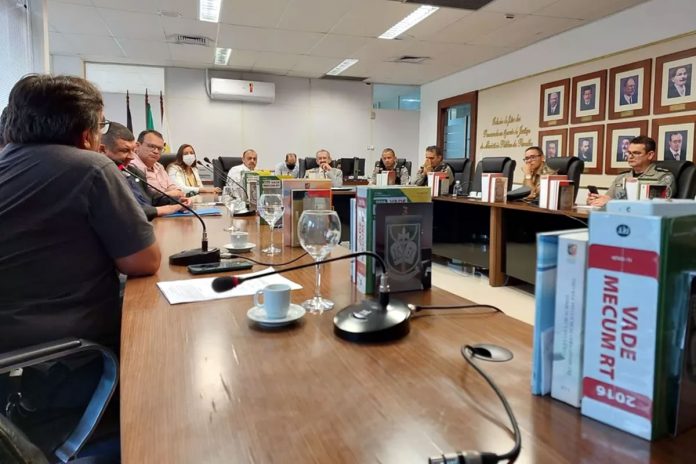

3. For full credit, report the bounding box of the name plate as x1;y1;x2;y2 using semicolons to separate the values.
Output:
581;116;592;122
547;120;557;126
669;104;686;111
620;110;634;117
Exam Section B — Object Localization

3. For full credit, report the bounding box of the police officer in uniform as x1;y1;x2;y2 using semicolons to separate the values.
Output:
413;145;454;188
587;135;674;206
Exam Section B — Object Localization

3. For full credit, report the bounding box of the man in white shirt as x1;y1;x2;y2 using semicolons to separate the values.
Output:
227;148;258;186
304;149;343;187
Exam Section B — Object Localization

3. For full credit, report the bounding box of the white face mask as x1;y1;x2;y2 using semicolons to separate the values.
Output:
183;154;196;166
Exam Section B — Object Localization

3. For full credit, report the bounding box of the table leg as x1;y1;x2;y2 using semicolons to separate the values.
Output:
489;205;505;287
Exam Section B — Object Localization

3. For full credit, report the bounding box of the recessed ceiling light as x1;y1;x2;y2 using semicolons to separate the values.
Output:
326;59;359;76
379;5;439;40
199;0;222;23
214;47;231;65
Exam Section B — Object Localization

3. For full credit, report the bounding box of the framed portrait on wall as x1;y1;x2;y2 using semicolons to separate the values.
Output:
539;78;570;128
569;125;604;175
604;120;649;175
654;47;696;114
651;115;696;162
571;70;607;124
538;128;567;158
608;59;651;119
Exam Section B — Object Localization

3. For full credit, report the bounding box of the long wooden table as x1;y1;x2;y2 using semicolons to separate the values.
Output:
120;208;696;463
433;197;590;286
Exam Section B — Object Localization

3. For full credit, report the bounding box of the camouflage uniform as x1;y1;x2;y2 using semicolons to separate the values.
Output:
413;161;455;188
606;163;675;199
523;162;556;200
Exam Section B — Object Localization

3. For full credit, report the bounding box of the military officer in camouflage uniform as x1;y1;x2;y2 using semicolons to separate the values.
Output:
521;146;556;200
587;135;674;207
414;145;455;188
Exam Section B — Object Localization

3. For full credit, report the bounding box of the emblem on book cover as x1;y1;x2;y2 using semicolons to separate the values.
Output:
386;223;421;277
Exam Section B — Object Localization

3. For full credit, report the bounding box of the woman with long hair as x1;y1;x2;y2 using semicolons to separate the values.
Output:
166;144;220;195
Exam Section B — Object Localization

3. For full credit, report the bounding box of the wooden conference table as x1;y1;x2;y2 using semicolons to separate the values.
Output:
120;208;695;463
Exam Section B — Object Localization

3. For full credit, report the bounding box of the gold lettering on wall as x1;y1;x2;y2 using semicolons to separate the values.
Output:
480;114;533;149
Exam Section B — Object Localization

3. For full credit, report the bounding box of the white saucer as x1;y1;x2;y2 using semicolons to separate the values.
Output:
247;304;306;327
223;242;256;253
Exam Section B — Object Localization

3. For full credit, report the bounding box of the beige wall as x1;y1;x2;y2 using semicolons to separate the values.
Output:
476;33;696;189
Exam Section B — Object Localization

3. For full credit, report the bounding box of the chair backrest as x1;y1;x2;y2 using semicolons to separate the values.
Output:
656;160;696;199
298;157;336;178
158;154;177;170
546;156;584;201
373;158;412;177
446;158;472;193
213;157;243;188
471;157;516;192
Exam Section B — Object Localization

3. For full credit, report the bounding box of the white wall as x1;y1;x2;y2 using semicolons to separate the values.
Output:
420;0;696;185
99;67;420;171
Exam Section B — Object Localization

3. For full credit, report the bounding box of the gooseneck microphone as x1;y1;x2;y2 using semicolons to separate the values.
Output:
201;157;250;201
123;166;220;266
211;251;412;343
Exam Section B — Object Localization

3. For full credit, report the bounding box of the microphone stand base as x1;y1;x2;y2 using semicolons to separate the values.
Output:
169;248;221;266
333;298;411;343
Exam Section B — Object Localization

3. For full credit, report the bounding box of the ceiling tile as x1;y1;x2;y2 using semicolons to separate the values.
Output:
482;0;559;15
217;25;323;54
399;7;473;40
330;0;416;37
307;34;369;58
98;9;165;41
219;0;290;28
292;55;347;75
49;32;77;54
538;0;646;20
91;0;159;14
252;51;301;71
277;0;353;33
227;50;259;68
47;1;110;36
473;14;583;47
350;38;416;63
47;0;92;6
168;43;214;63
118;39;172;60
54;33;126;58
161;0;199;20
424;10;521;44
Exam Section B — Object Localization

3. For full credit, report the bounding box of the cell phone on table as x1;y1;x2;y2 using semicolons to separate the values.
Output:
187;260;253;275
587;185;599;195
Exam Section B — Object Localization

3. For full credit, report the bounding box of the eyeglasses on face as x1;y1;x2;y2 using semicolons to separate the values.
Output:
98;119;111;135
523;155;540;162
145;142;164;152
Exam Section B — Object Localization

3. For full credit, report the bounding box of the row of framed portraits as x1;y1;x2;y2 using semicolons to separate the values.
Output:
539;114;696;175
539;47;696;128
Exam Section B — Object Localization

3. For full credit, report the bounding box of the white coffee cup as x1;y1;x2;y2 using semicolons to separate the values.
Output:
230;231;248;248
254;283;291;319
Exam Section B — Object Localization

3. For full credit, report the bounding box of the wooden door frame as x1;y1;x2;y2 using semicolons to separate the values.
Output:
437;91;478;165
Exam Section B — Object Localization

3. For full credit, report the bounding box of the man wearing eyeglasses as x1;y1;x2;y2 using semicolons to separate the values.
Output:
587;135;674;207
521;146;555;200
131;130;184;198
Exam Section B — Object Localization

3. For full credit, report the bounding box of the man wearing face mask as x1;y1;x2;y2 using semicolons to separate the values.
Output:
167;143;221;195
275;152;299;177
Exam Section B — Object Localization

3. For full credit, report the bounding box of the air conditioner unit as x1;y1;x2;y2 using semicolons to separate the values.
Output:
209;78;275;103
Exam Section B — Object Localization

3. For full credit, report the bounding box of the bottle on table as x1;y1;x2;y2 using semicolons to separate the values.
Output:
452;180;464;198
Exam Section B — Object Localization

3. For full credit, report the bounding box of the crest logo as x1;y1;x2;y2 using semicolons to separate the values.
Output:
616;224;631;237
387;223;420;277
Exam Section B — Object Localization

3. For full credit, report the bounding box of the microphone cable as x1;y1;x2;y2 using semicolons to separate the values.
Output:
409;303;504;314
227;251;309;267
429;346;522;464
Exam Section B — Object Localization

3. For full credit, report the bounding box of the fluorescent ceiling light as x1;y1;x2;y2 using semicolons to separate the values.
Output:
326;59;359;76
379;5;439;39
214;47;231;65
199;0;222;23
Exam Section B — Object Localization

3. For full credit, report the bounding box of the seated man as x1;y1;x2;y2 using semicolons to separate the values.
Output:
227;149;258;194
587;135;674;207
371;148;408;185
0;74;160;354
304;149;343;187
275;152;299;177
130;129;184;198
413;145;454;188
521;146;555;200
99;122;185;220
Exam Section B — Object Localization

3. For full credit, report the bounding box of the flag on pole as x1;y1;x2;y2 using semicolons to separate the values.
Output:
160;91;170;152
126;91;133;132
145;89;154;131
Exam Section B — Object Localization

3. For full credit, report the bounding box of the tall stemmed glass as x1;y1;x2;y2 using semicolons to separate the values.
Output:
297;210;341;313
257;194;284;255
222;186;236;231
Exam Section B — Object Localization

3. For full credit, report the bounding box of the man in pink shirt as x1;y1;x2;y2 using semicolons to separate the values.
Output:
131;130;185;198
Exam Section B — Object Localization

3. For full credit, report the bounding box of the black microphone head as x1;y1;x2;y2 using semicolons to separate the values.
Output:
212;275;243;292
203;157;212;163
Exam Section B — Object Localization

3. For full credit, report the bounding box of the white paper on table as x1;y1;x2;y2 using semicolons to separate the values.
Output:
156;267;303;305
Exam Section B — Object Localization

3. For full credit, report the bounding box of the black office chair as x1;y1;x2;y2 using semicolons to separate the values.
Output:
0;339;118;464
372;158;413;177
546;156;584;201
158;154;177;170
470;157;516;193
298;158;335;178
656;160;696;199
212;156;243;188
446;158;472;193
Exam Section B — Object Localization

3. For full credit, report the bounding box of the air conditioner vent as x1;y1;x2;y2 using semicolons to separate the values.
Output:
320;75;368;81
169;34;211;47
393;55;430;64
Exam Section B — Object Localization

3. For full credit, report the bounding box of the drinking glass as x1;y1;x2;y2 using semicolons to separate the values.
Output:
297;210;341;313
257;194;284;255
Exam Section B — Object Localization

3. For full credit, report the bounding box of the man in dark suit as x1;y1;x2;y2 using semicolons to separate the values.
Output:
664;132;687;161
620;77;638;106
547;91;560;116
616;137;630;162
580;86;595;111
578;138;593;162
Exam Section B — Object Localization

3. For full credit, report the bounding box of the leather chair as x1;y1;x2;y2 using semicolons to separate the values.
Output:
0;339;118;464
656;160;696;199
446;158;472;193
158;154;177;170
470;157;516;193
546;156;584;201
372;158;413;177
212;156;243;188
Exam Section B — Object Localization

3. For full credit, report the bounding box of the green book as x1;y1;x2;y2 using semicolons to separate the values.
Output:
257;175;282;226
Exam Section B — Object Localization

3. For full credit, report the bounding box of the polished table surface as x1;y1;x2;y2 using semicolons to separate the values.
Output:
121;207;696;463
